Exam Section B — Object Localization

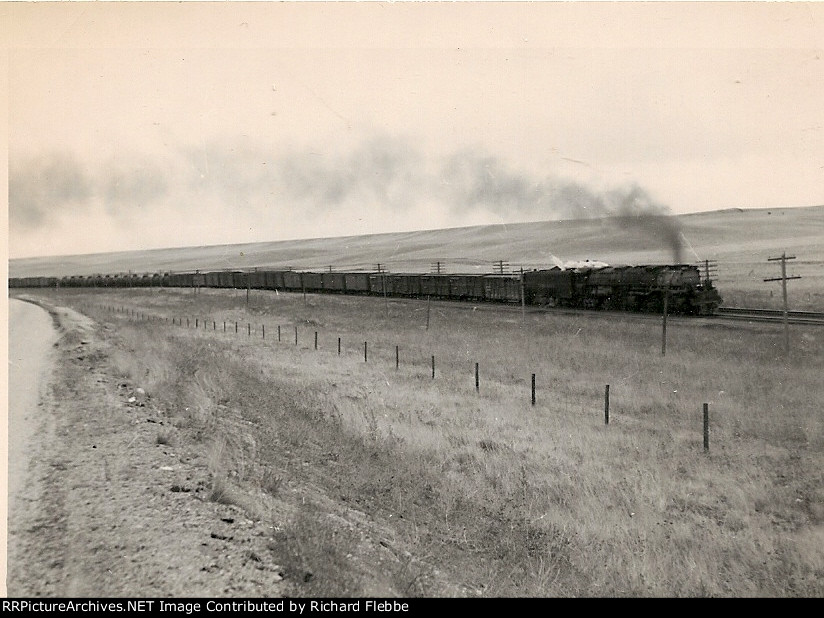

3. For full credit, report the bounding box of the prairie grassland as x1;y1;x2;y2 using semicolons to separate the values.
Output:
27;287;824;596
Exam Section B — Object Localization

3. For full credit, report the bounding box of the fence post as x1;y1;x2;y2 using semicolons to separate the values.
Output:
475;362;479;392
262;324;265;339
338;337;341;356
531;374;536;406
235;321;238;333
278;325;281;341
605;384;610;425
364;341;368;362
396;345;399;370
248;323;251;336
703;403;709;452
315;331;318;350
295;326;298;345
432;355;435;379
196;318;198;328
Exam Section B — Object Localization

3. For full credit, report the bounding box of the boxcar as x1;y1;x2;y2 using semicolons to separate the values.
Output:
202;271;219;287
322;272;347;293
523;268;575;306
368;273;390;296
249;271;267;289
343;272;371;294
282;271;303;291
449;275;485;301
302;272;324;292
483;275;521;303
389;274;422;298
419;275;451;298
263;270;285;290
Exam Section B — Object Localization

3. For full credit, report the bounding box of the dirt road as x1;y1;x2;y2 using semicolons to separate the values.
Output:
7;299;58;514
5;299;58;596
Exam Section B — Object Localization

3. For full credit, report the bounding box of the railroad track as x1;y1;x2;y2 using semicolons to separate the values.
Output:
715;307;824;326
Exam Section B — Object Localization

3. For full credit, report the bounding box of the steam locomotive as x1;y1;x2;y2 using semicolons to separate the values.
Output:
9;263;723;315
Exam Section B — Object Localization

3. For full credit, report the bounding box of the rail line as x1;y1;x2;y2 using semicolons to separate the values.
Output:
715;307;824;326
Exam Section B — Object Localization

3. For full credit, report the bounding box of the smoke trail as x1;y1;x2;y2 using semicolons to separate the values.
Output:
11;136;685;263
9;152;92;229
102;159;169;217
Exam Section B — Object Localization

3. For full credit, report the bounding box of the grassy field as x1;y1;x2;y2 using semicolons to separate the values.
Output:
17;285;824;597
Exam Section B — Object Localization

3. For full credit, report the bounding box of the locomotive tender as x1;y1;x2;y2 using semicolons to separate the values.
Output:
10;263;722;315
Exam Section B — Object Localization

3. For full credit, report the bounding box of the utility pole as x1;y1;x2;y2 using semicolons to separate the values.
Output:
430;261;444;274
494;260;509;275
702;259;718;286
764;253;801;355
520;267;525;324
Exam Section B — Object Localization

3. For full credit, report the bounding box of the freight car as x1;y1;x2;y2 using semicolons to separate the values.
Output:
9;263;722;315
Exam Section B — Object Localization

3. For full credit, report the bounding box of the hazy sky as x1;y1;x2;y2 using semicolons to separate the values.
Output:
4;2;824;258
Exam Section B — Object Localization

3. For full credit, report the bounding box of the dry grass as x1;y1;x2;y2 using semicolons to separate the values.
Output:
27;286;824;596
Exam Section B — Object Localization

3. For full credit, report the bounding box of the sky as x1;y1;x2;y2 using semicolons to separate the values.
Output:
4;2;824;259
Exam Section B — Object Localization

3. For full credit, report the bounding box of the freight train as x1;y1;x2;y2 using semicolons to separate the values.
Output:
9;263;723;315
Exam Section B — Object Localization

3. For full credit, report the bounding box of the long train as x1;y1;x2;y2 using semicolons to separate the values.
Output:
9;263;723;315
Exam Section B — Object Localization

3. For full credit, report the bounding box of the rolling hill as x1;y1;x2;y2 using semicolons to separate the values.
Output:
10;205;822;276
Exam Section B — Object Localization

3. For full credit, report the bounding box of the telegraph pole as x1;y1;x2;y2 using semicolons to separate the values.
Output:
764;253;801;355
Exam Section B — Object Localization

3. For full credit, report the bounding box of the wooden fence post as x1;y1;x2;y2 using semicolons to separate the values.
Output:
605;384;610;425
703;403;709;452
